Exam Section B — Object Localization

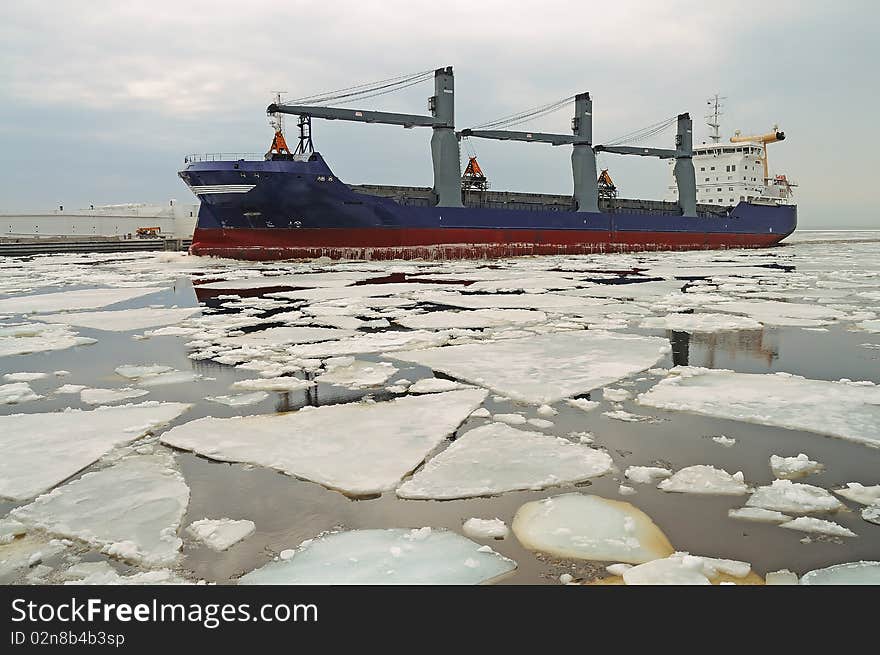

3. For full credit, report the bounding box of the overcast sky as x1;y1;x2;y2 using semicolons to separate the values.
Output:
1;0;877;227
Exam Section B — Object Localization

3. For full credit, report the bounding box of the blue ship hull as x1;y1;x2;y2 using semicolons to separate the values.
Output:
179;153;797;260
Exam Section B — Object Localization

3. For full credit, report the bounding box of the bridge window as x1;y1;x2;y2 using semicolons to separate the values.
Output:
710;166;715;171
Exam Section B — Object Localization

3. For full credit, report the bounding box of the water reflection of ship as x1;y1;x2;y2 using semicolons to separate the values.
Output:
668;328;779;368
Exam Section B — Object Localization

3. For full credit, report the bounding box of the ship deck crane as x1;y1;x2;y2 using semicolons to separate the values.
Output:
729;126;785;182
267;67;462;208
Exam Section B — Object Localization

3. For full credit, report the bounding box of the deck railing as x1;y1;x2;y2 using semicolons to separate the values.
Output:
183;153;264;163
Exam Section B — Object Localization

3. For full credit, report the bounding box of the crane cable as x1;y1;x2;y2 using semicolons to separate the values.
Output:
469;95;577;131
603;115;678;147
291;69;435;106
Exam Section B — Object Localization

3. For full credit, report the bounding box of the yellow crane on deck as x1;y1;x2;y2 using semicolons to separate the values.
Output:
729;126;785;182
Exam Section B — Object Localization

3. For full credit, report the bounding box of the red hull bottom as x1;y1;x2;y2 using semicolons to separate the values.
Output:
190;228;786;261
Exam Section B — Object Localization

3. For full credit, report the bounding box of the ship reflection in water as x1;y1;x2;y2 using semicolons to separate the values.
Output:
668;328;779;369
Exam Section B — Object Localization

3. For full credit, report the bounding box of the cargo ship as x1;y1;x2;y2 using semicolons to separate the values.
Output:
179;68;796;261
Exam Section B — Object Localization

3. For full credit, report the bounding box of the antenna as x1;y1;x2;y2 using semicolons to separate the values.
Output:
269;91;287;133
705;94;725;143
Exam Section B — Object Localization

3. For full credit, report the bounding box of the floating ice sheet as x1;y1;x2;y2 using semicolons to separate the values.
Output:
195;272;375;290
770;454;824;479
640;313;763;332
511;493;674;564
0;382;42;404
396;423;613;500
0;323;96;357
206;392;269;407
0;287;165;314
834;483;880;506
407;378;471;394
80;387;150;405
238;528;516;585
625;466;672;484
746;480;844;514
161;389;487;496
714;299;846;327
229;377;315;393
780;517;856;538
219;326;356;347
0;402;191;501
657;465;749;495
637;367;880;448
388;331;669;405
396;309;547;330
728;507;792;524
62;561;194;585
186;518;256;551
462;518;509;540
4;372;48;382
317;358;397;389
36;307;201;332
11;453;190;567
800;561;880;585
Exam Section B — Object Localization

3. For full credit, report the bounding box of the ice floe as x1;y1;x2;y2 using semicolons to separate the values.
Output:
4;372;49;382
80;387;150;405
657;465;749;495
0;322;96;357
11;452;189;567
640;312;763;332
462;518;509;540
0;382;42;404
511;493;674;564
389;331;669;405
624;466;673;485
186;518;256;551
770;454;824;479
745;479;844;514
779;517;856;538
229;377;315;393
764;569;799;585
620;552;752;585
833;483;880;506
205;392;269;407
396;309;547;330
0;535;68;583
0;287;165;314
35;307;201;332
237;528;516;584
637;367;880;448
713;299;846;327
396;423;613;500
317;357;398;389
800;561;880;585
62;561;194;585
0;401;191;501
218;326;356;347
161;389;487;496
727;507;792;524
407;377;470;394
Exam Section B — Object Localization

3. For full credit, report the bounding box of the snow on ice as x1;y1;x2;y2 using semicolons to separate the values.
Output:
637;367;880;448
317;357;398;389
745;479;844;514
396;422;613;500
770;454;824;479
657;465;749;495
35;307;201;332
779;517;856;538
0;287;165;314
389;331;669;405
0;382;42;404
511;493;674;564
186;518;256;551
11;452;190;567
800;561;880;585
237;528;516;584
0;323;96;357
462;518;509;540
80;387;150;405
161;389;487;496
0;401;191;501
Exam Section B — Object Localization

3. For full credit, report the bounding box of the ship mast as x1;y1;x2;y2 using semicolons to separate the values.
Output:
705;94;725;143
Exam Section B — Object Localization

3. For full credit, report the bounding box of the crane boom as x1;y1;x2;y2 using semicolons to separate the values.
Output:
730;127;785;181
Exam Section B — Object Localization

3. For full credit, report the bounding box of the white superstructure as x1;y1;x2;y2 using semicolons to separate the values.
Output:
666;95;795;207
